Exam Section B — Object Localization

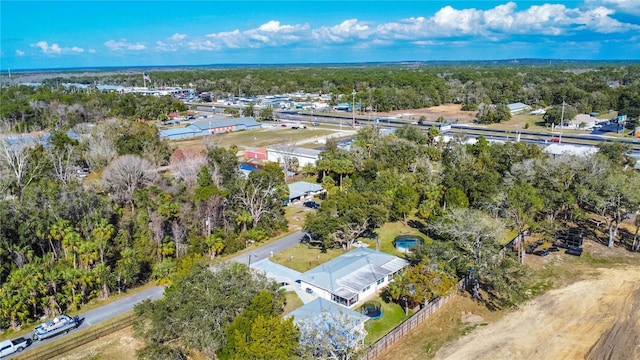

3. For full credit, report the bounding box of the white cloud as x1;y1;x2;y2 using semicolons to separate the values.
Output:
16;50;25;56
104;39;146;51
88;48;96;53
164;2;639;53
586;0;640;15
312;19;371;43
30;41;84;54
169;33;187;41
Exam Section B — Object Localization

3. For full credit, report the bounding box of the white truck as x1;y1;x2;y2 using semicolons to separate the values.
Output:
0;337;31;358
32;314;80;341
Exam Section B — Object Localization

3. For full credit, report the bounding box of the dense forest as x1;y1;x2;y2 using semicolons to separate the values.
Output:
9;64;640;119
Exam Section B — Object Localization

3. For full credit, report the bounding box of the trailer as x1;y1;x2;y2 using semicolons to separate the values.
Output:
32;314;80;341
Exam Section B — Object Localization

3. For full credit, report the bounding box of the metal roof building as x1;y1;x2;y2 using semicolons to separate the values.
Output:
299;247;408;308
160;117;261;140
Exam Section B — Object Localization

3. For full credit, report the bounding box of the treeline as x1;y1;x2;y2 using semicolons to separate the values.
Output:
30;64;640;117
0;124;289;330
0;86;187;130
305;126;640;310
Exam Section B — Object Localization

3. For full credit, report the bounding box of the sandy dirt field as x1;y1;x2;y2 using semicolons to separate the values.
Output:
374;104;477;123
435;266;640;360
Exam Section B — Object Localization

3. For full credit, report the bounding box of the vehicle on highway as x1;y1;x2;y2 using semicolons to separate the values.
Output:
550;137;560;143
0;337;31;357
280;123;287;127
32;314;80;341
312;122;320;126
303;200;320;209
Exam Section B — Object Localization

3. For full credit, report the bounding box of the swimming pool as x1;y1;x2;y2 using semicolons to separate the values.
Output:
393;235;425;253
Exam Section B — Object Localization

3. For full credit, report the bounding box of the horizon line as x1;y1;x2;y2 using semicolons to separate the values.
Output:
3;58;640;74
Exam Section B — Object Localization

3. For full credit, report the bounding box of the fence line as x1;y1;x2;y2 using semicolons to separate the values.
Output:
361;230;528;360
360;278;465;360
13;313;135;360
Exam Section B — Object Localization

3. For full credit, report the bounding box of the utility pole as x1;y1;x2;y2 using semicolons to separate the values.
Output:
352;88;356;127
560;98;565;144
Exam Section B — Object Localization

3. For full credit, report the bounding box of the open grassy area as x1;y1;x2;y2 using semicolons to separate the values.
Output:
282;291;304;316
284;205;311;231
170;127;336;152
271;244;348;272
361;296;415;344
360;220;428;256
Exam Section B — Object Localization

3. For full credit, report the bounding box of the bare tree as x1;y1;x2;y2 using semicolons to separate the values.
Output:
0;132;45;198
102;154;157;211
169;149;208;186
271;137;297;180
84;131;117;170
296;310;368;360
48;144;79;185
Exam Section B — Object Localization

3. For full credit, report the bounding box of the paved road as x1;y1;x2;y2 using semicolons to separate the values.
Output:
229;231;306;267
11;231;305;358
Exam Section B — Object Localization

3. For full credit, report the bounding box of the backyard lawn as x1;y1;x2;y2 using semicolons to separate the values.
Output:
360;296;414;344
359;220;430;256
271;244;348;272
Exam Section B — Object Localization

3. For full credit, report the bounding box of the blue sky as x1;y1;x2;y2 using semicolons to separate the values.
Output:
1;0;639;70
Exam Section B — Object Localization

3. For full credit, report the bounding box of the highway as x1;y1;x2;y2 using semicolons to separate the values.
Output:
276;110;640;151
11;231;306;358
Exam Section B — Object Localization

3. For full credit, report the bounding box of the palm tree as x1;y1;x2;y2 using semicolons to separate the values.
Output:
236;210;253;233
387;271;414;316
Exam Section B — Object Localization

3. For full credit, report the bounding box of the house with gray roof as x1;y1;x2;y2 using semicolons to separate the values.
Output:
299;247;408;308
287;181;325;204
266;146;322;167
160;117;261;140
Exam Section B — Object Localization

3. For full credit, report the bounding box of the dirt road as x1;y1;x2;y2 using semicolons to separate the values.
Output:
435;266;640;360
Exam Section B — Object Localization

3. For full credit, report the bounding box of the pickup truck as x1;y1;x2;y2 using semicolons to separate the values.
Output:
32;314;80;341
0;337;31;358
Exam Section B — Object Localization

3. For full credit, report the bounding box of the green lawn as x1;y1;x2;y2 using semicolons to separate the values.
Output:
282;291;304;315
271;244;348;272
359;220;429;256
361;296;414;343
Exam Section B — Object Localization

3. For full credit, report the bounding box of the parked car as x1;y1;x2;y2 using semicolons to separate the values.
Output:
312;122;320;126
0;337;31;357
303;200;320;209
280;123;287;127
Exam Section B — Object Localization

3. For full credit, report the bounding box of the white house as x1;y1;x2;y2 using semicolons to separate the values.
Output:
266;146;321;168
299;247;408;308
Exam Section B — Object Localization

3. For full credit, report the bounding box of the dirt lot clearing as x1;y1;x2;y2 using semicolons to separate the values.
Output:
434;265;640;360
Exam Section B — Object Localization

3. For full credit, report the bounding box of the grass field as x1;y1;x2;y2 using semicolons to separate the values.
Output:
169;127;336;152
271;244;348;272
360;220;429;256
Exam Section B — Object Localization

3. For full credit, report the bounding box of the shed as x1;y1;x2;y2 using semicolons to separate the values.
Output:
287;181;325;204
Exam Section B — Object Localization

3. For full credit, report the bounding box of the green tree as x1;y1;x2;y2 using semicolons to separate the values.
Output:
259;106;274;121
543;104;578;126
220;291;298;360
504;182;543;262
242;102;255;117
134;262;282;358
